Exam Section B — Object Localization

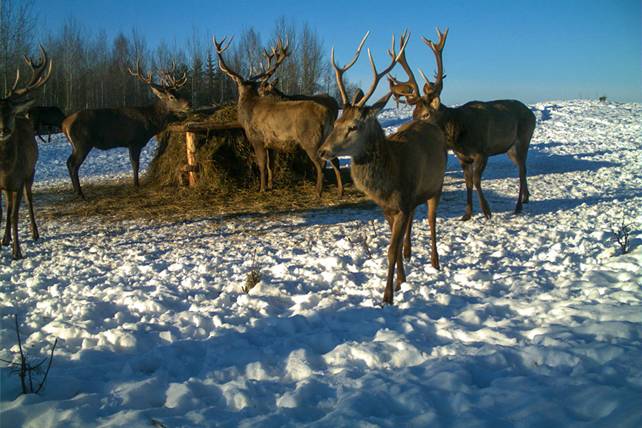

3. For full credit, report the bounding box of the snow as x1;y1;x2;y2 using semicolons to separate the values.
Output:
1;100;641;427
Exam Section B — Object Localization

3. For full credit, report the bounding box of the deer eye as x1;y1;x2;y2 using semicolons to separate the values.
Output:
347;125;359;133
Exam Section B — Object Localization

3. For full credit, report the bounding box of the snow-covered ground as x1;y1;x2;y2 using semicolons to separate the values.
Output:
1;100;641;427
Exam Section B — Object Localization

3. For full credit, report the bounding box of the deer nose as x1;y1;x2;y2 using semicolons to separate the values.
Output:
0;127;10;136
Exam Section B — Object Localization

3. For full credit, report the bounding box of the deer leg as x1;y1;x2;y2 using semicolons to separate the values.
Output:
254;144;267;193
460;159;474;221
403;208;413;261
266;150;274;190
10;189;23;260
2;190;12;246
309;155;324;198
473;155;491;219
129;146;143;187
67;146;90;199
330;158;344;198
384;211;408;305
428;193;441;270
507;146;528;214
24;177;39;241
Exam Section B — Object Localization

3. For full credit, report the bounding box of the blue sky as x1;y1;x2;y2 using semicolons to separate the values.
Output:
33;0;641;104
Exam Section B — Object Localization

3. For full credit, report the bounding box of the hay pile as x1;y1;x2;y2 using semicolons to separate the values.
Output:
146;104;317;191
36;104;366;223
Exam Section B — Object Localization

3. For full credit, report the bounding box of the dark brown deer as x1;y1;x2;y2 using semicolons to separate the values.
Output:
27;106;65;143
62;61;191;198
318;32;447;305
213;36;343;197
389;28;536;220
0;47;52;259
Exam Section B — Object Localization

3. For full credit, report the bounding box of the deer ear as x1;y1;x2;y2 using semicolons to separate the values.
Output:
368;92;392;117
430;96;441;110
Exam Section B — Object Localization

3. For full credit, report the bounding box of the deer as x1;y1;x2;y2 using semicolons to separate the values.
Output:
213;36;343;197
256;46;339;119
62;61;191;198
0;47;52;260
317;32;447;305
389;28;536;221
27;105;65;143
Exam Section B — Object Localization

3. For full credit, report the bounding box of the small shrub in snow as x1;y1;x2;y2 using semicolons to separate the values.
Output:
244;269;262;293
343;220;378;259
243;250;262;293
612;215;632;255
0;315;58;395
598;95;607;103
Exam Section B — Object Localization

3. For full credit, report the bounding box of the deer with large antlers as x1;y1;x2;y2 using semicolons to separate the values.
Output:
62;61;191;198
214;36;343;197
0;47;52;259
318;32;447;305
389;28;536;220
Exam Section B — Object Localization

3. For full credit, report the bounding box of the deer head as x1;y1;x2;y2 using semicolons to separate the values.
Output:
318;31;408;161
389;27;448;121
0;46;52;141
128;60;191;113
214;36;289;98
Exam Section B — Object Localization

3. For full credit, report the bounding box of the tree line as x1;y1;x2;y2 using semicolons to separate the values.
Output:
0;1;352;114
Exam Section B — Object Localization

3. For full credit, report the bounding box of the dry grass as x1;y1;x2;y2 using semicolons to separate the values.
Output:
36;179;371;223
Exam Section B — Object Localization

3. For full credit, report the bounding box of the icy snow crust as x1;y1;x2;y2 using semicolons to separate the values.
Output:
1;100;641;427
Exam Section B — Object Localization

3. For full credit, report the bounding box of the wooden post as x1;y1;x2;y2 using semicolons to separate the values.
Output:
185;131;198;187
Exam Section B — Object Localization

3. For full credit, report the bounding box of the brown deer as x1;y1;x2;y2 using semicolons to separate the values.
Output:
62;61;191;198
259;77;339;118
27;105;65;143
318;32;447;305
213;36;343;197
389;28;536;220
0;47;52;259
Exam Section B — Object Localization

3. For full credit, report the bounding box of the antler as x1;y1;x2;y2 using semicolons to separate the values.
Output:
159;61;188;89
356;30;409;107
128;59;156;86
250;37;289;82
387;31;419;105
419;27;448;97
6;45;52;100
331;31;370;106
213;36;244;82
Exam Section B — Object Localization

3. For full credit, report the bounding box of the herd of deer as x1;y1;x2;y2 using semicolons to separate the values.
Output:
0;28;535;304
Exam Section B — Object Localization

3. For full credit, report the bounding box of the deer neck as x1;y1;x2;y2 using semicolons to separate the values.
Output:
0;137;18;171
142;101;174;134
432;105;461;149
350;125;395;200
236;89;262;124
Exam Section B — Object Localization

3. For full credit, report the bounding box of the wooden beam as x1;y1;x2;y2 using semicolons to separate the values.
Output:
185;132;199;187
167;121;243;134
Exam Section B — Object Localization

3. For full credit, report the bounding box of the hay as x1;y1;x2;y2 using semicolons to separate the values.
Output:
36;181;369;223
35;103;365;223
146;104;320;191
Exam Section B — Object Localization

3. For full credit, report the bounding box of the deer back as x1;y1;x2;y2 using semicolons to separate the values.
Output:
443;100;534;157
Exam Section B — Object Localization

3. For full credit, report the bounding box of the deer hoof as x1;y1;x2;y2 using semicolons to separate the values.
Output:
460;213;472;221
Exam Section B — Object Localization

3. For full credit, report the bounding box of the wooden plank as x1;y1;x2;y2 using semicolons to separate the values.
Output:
185;132;198;187
167;121;243;133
